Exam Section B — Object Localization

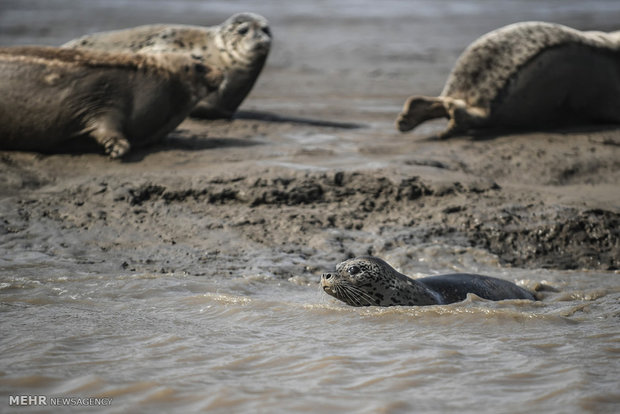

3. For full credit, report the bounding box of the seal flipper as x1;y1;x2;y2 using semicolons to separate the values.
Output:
396;95;448;132
88;116;131;159
438;99;489;139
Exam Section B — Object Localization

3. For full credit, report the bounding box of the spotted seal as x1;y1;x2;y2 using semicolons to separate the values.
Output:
0;46;222;158
396;22;620;138
321;256;536;306
63;12;271;119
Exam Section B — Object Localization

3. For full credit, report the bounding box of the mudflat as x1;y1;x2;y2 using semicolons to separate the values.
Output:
1;2;620;413
1;0;618;277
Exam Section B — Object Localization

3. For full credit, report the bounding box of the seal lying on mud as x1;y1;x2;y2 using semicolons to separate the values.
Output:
396;22;620;138
63;13;271;119
0;46;222;158
321;256;535;307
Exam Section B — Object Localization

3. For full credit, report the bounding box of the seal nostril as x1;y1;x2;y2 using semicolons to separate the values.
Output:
324;273;332;280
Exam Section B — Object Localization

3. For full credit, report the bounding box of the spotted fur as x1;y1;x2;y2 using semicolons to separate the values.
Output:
396;22;620;137
321;256;535;307
63;13;271;119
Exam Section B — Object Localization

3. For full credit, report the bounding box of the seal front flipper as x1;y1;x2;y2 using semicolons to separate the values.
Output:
87;116;131;159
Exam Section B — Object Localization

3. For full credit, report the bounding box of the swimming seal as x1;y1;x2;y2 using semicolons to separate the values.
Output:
63;12;271;119
396;21;620;138
0;46;222;158
321;256;536;306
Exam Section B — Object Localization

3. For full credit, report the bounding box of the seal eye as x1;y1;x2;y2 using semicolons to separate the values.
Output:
347;266;361;276
237;25;249;35
261;27;271;37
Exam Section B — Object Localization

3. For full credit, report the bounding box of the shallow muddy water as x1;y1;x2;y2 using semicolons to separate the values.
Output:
1;259;619;413
1;0;620;413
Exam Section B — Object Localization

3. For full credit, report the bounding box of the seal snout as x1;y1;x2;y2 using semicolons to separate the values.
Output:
252;36;271;51
320;273;333;291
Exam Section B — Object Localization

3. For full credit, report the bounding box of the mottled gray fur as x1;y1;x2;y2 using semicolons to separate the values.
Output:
63;13;271;119
396;22;620;138
321;256;535;307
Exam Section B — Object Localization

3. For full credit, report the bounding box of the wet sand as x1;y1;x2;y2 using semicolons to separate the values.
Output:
1;1;620;413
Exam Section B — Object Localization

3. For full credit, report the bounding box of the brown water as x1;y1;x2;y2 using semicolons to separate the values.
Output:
1;260;619;413
2;0;620;413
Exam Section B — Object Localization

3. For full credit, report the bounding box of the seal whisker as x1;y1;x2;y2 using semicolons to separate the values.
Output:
346;286;368;307
339;283;377;307
342;284;377;306
334;284;356;306
336;284;363;307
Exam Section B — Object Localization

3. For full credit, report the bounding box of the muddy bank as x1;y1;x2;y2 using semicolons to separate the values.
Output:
1;0;620;278
1;126;619;276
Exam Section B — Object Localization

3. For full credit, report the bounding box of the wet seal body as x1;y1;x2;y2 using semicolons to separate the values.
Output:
63;13;271;119
0;46;222;158
396;22;620;138
321;256;535;307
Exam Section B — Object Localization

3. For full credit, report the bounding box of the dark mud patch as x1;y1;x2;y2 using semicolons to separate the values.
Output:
463;207;620;270
121;171;618;270
0;154;52;194
5;169;616;273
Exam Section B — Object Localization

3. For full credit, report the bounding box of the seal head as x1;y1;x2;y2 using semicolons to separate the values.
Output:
215;12;271;66
193;12;271;118
321;256;440;306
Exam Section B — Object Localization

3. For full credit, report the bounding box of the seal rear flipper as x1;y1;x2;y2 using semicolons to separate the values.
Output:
395;95;448;133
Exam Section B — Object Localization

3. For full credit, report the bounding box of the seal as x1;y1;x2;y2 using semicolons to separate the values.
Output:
63;12;271;119
0;46;222;158
396;22;620;138
321;256;536;307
